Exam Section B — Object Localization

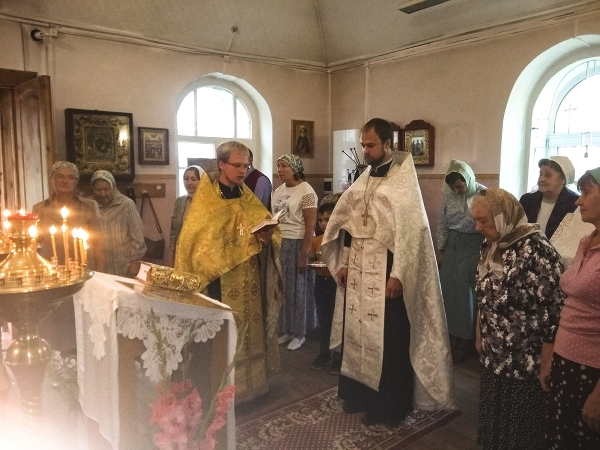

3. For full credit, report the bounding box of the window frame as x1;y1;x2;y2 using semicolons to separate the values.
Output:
527;59;600;190
175;79;259;196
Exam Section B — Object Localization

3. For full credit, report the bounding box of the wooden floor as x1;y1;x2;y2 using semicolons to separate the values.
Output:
236;329;482;449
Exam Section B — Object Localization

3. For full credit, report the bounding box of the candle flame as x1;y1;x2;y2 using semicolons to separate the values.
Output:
61;207;69;219
18;209;25;216
72;228;79;239
28;225;38;238
61;224;67;233
50;225;57;235
3;221;10;230
2;210;10;218
79;229;89;241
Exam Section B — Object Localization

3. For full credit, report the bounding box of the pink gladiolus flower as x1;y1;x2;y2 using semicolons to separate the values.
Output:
202;385;236;449
150;380;205;450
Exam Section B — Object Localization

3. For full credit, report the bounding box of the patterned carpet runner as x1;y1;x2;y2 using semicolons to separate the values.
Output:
236;387;461;449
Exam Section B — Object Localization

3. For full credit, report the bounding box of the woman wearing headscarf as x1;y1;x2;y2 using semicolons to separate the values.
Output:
91;170;146;277
170;165;202;260
471;188;564;450
545;168;600;449
272;154;318;351
437;160;485;362
519;155;579;238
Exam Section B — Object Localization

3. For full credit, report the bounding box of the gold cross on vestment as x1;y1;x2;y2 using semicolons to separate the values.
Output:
349;304;357;314
350;279;357;290
361;210;370;226
237;223;245;236
368;255;379;269
367;310;379;321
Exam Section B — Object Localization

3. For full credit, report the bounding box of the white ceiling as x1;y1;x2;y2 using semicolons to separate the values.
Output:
3;0;600;68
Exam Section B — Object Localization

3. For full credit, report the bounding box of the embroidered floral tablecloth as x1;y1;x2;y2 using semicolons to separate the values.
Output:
73;272;236;450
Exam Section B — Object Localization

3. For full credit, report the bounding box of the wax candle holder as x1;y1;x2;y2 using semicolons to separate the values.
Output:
0;213;92;427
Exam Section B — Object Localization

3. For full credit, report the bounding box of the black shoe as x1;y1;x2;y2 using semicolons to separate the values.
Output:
342;401;363;414
330;355;342;375
310;353;332;370
361;412;386;426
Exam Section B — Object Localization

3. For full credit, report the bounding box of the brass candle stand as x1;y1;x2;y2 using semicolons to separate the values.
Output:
0;215;91;425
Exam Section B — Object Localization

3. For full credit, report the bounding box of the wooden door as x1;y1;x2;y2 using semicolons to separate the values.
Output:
13;75;54;209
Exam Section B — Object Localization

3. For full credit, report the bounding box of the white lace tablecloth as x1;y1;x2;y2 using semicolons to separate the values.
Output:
73;272;236;450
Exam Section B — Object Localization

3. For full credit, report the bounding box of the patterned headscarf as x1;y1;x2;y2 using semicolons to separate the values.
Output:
442;159;477;194
477;188;540;279
277;154;303;175
90;170;116;189
51;161;79;179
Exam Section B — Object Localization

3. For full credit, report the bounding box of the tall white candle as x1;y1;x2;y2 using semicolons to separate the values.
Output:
49;226;58;260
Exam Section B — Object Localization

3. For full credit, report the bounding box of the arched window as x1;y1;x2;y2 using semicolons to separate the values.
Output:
175;84;256;195
528;59;600;191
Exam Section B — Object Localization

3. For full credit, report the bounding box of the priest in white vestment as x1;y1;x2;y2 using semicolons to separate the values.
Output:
321;118;454;426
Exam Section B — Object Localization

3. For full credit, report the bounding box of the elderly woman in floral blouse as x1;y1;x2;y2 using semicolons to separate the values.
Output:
471;188;564;450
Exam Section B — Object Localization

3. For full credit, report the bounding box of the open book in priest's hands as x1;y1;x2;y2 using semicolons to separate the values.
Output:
251;209;286;234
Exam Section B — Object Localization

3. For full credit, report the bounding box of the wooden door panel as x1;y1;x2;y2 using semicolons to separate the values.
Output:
0;89;19;211
14;75;53;209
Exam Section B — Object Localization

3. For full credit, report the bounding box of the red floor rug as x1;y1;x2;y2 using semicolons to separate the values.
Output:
236;387;461;449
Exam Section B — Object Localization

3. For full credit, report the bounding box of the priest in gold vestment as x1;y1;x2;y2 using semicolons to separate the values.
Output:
175;141;282;403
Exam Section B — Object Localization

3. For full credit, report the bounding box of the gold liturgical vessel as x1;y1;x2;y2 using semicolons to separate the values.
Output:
0;212;91;424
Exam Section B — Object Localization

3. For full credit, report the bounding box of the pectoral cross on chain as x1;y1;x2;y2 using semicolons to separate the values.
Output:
361;210;371;226
237;223;245;236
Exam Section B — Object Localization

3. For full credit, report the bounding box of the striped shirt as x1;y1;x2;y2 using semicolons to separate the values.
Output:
96;192;146;276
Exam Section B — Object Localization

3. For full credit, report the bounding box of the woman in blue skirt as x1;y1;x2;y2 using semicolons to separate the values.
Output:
437;160;485;362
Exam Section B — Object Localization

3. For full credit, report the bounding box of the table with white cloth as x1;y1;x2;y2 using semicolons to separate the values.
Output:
72;272;237;450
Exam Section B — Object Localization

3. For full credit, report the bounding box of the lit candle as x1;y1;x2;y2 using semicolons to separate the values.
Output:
2;210;9;232
28;225;37;238
61;207;69;266
62;224;69;266
49;226;58;260
80;230;88;266
72;228;79;265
